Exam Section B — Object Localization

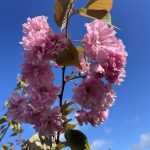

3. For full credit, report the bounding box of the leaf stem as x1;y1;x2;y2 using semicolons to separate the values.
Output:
65;74;86;83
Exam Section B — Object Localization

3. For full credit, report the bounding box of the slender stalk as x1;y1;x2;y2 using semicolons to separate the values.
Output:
58;67;66;106
56;0;76;143
65;75;85;84
56;67;66;144
0;123;9;143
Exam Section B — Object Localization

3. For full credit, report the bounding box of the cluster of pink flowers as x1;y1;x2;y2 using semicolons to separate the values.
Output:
7;16;68;136
7;17;127;134
73;20;127;126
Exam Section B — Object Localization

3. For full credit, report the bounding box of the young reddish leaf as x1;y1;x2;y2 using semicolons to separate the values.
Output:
56;41;81;68
54;0;75;29
65;129;90;150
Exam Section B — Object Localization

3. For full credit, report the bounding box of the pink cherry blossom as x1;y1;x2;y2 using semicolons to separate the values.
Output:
89;62;104;78
7;92;33;123
83;20;128;84
75;109;108;126
73;76;115;111
7;92;63;135
33;107;63;136
23;16;50;34
21;16;69;63
76;52;90;74
27;85;60;106
99;39;128;84
83;20;116;60
22;30;50;51
22;63;54;88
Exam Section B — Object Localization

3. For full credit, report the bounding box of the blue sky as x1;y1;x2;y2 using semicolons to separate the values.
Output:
0;0;150;150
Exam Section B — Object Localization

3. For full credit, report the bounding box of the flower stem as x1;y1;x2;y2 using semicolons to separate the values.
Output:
56;0;76;144
58;67;66;106
56;67;66;144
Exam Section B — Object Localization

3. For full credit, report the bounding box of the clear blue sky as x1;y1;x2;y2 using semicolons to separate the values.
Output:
0;0;150;150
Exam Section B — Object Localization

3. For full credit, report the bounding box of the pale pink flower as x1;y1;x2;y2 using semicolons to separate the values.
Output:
89;62;104;78
76;109;108;126
7;92;33;123
75;110;89;126
76;52;90;74
83;20;116;60
83;20;127;84
33;107;63;136
22;30;50;51
22;31;68;63
22;16;69;63
27;85;60;106
73;76;115;111
23;16;50;34
7;92;63;136
99;40;128;84
22;63;54;88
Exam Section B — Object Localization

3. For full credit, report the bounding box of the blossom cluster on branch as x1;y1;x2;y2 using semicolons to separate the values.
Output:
7;16;68;136
7;16;127;137
74;20;127;126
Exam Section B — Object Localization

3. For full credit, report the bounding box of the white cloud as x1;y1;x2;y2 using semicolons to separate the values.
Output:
132;133;150;150
91;139;111;150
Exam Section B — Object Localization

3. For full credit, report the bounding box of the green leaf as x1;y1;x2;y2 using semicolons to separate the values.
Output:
65;129;90;150
77;0;113;20
76;46;84;52
102;13;112;24
63;108;76;116
57;142;68;149
22;134;57;150
0;125;6;131
0;115;7;124
85;0;113;11
78;8;107;20
9;121;23;133
54;0;75;29
1;143;13;150
61;101;74;111
9;121;23;137
67;124;77;129
3;100;9;109
9;132;18;137
56;41;81;67
0;128;7;135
